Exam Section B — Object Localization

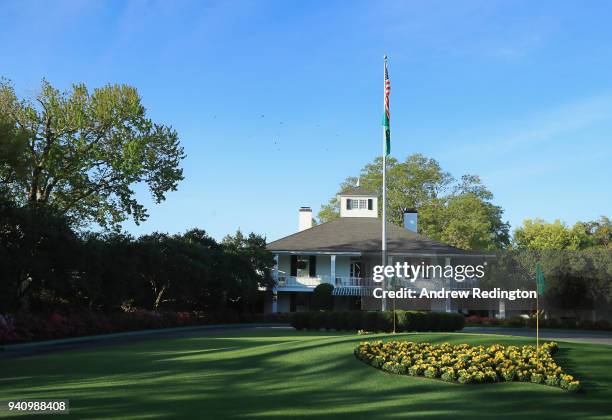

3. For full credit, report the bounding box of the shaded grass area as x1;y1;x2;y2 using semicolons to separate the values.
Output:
0;330;610;419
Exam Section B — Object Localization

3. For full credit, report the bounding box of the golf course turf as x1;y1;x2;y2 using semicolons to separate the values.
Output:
0;329;610;419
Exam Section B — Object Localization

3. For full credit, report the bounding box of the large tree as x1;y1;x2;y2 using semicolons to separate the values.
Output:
318;155;453;225
581;216;612;249
0;199;78;313
318;154;509;250
222;230;275;312
419;192;510;251
513;219;592;250
0;79;184;229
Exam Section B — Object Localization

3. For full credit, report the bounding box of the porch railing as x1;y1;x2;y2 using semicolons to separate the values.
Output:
274;275;373;289
273;275;477;290
275;275;325;288
334;277;370;287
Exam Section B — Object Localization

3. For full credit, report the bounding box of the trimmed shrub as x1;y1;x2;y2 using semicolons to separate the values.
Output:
291;312;309;330
347;311;363;330
311;283;335;311
0;310;292;345
362;311;380;332
480;317;499;326
289;310;465;332
502;316;526;327
377;311;395;332
334;311;350;331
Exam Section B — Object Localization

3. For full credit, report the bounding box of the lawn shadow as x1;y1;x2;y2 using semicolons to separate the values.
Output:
1;331;611;419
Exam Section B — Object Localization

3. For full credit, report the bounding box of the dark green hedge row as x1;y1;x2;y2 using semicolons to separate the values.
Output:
290;310;465;332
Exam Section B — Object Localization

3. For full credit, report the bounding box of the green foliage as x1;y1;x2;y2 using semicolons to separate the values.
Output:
317;154;509;250
583;216;612;249
289;310;464;332
419;192;510;251
0;110;29;195
79;232;138;311
0;78;185;229
513;219;589;250
0;198;78;313
318;154;453;224
0;198;274;314
482;248;612;317
513;217;611;250
311;283;334;311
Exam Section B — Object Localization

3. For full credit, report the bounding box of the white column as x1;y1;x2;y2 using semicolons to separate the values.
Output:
330;255;336;286
272;254;279;312
445;257;452;312
499;300;506;319
273;254;279;280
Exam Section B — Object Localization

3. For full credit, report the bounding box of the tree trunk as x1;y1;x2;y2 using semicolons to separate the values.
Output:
154;285;166;310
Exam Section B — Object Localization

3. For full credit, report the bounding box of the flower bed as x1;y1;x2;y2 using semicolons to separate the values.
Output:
0;311;291;345
354;340;581;392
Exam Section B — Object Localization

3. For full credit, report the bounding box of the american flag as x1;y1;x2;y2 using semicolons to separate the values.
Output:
384;62;390;123
382;56;391;155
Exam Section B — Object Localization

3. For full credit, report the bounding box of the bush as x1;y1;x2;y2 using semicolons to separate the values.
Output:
290;312;308;330
289;310;464;332
334;311;350;331
311;283;334;311
262;312;291;324
362;311;380;332
502;316;526;327
0;310;290;345
347;311;362;330
560;318;577;329
480;317;499;326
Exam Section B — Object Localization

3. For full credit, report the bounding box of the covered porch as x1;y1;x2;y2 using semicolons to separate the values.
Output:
272;252;371;289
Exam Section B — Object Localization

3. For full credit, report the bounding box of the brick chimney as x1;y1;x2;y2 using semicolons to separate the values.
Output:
299;207;313;231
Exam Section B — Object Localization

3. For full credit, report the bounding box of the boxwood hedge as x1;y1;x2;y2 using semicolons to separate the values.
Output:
290;310;464;332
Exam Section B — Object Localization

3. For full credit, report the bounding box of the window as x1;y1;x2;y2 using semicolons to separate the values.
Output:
350;261;362;278
347;198;373;210
296;256;309;277
291;255;316;277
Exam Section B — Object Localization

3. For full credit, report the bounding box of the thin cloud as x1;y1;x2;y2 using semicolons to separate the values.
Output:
452;93;612;157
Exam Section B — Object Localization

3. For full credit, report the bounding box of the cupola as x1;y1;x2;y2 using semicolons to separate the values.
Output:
338;186;378;218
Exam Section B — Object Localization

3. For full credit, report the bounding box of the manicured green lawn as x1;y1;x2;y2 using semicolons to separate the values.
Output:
0;330;610;419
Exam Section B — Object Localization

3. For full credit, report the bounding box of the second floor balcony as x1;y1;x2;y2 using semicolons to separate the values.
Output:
274;274;373;290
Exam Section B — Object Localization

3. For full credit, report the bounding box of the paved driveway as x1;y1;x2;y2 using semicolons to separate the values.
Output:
463;326;612;345
0;324;292;359
3;324;610;360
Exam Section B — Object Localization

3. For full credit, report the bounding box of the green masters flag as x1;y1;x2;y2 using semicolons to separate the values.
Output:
383;58;391;156
536;263;546;296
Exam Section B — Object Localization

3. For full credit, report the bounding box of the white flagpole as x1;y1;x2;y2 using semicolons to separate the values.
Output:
381;55;388;312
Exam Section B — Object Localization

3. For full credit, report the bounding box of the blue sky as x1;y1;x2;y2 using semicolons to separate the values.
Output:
1;0;611;241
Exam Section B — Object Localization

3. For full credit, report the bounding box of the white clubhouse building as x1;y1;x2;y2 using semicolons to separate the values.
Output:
265;187;518;316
